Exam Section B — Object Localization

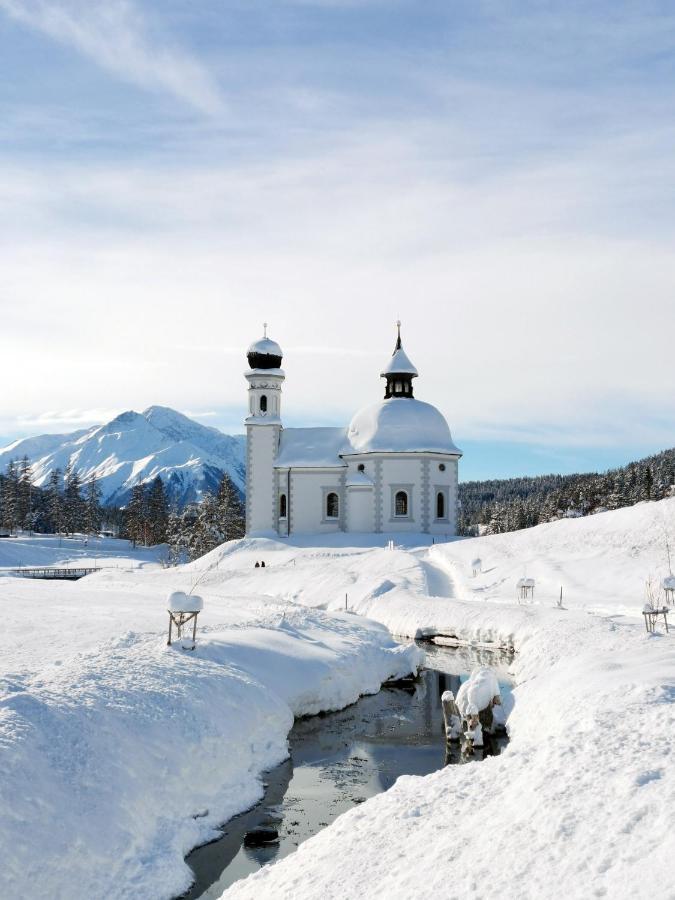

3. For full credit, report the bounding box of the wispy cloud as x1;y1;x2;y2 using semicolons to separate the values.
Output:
0;0;224;115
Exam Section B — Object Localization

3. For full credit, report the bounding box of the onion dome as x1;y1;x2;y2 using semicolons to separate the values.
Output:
381;321;418;398
346;397;461;455
247;324;282;369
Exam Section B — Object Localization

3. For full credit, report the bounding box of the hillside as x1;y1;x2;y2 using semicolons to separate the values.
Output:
0;407;246;508
459;445;675;534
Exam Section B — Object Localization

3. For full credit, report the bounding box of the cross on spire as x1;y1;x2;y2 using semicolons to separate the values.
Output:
263;322;268;338
395;319;402;351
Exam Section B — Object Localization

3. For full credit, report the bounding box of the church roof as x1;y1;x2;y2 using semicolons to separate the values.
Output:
275;426;347;468
380;346;418;377
345;397;462;456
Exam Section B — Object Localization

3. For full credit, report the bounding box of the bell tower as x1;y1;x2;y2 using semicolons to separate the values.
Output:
244;324;284;535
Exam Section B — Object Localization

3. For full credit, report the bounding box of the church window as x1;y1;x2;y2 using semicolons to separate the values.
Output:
436;492;445;519
279;493;287;519
439;463;446;472
395;380;402;393
260;395;268;413
326;492;339;519
358;464;365;472
395;491;408;517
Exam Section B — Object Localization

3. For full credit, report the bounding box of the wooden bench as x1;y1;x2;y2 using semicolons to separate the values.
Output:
642;607;670;634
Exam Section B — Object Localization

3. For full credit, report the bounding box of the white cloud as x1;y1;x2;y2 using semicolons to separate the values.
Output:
0;0;224;115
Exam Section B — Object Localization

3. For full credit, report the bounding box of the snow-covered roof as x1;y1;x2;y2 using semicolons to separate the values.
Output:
345;470;375;488
517;577;535;588
275;427;348;468
662;576;675;590
247;337;282;357
381;346;418;378
345;398;462;456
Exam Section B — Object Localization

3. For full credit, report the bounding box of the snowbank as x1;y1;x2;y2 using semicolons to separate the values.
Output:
215;500;675;900
1;583;420;899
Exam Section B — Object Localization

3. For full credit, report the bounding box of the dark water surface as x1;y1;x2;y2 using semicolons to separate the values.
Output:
183;643;514;899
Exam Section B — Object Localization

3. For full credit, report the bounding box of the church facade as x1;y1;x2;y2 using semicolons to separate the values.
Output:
244;325;462;537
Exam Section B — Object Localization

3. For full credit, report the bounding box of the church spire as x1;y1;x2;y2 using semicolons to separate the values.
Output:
380;321;418;399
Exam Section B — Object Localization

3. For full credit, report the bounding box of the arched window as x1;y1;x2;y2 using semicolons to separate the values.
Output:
326;492;339;519
436;492;445;519
395;491;408;517
259;395;267;413
279;493;287;519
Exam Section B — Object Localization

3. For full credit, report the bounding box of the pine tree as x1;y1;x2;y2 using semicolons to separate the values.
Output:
17;456;34;532
63;468;85;535
146;477;169;545
84;474;102;536
1;460;20;533
46;469;63;534
125;483;148;547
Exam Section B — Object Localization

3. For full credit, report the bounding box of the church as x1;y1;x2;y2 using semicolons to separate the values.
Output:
244;324;462;537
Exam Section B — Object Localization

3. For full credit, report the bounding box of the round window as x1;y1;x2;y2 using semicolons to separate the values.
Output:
358;463;365;472
439;463;446;472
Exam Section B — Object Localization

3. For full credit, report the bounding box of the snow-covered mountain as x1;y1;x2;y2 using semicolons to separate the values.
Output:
0;407;246;507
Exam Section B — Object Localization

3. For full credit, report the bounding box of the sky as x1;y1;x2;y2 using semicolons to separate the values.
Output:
0;0;674;482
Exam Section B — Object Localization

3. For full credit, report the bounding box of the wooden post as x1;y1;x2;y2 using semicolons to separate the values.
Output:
441;691;462;741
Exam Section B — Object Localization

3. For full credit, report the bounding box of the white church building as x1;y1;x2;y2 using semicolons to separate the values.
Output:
244;324;462;537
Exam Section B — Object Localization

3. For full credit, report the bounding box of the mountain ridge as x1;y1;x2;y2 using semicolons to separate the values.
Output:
0;407;246;508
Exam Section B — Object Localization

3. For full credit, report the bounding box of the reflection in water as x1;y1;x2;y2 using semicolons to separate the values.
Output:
183;645;514;899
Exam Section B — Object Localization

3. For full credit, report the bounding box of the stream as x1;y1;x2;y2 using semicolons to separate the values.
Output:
183;642;514;899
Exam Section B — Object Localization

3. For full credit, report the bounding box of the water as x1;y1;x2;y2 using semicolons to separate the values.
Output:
183;644;514;899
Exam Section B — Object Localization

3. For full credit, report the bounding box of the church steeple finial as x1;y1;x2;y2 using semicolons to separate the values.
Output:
263;322;268;338
381;322;418;399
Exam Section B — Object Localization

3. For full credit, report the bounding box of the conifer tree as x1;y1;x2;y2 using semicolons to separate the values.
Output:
46;469;63;534
84;474;102;536
146;476;169;545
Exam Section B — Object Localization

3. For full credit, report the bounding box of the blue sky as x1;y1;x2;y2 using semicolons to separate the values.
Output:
0;1;674;481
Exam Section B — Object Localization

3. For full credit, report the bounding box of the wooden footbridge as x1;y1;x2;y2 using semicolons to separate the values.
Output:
7;566;104;581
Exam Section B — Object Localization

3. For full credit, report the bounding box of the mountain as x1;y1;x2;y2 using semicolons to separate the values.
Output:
0;407;246;508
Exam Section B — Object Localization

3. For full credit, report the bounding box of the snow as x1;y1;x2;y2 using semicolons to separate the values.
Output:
3;499;675;899
346;397;462;455
0;406;246;506
455;666;501;715
662;575;675;590
246;337;282;357
380;346;418;377
1;545;421;899
168;591;204;612
274;427;347;468
0;532;163;571
216;499;675;900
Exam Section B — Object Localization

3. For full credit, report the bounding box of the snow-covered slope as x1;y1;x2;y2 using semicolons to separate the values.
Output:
0;406;246;507
2;499;675;899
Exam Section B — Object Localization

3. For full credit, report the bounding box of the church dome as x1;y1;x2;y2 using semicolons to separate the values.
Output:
247;333;283;369
345;397;461;455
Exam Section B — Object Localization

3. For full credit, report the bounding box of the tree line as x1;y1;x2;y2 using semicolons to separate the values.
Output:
0;457;245;562
0;457;102;535
459;447;675;535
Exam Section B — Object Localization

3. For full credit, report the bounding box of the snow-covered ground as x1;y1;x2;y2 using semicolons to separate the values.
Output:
0;532;163;572
2;500;675;899
1;543;420;899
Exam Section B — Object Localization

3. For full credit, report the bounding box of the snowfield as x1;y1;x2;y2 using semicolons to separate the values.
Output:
2;499;675;899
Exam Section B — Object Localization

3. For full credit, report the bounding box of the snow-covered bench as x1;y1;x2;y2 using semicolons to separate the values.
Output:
662;576;675;607
642;604;670;635
516;577;535;601
167;591;203;650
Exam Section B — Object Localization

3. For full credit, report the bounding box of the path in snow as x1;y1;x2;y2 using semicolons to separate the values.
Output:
413;549;458;599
